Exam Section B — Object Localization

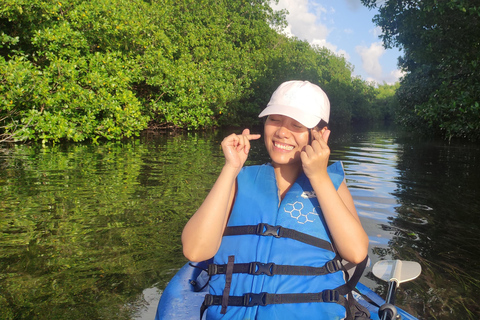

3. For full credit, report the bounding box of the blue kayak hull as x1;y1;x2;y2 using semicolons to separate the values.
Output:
155;262;418;320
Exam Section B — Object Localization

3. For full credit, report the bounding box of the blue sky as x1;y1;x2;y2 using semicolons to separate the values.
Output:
270;0;404;85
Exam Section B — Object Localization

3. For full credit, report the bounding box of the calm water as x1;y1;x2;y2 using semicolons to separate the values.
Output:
1;124;479;320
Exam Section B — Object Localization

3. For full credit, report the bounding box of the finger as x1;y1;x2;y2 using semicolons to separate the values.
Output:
312;130;328;148
240;135;250;153
224;133;243;151
238;134;254;153
302;144;316;159
241;134;256;154
240;129;261;154
241;128;261;141
235;135;246;152
311;129;321;141
322;129;331;144
246;134;261;140
300;149;309;164
222;133;239;148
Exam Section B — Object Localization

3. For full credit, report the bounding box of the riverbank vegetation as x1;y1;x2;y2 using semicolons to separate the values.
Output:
1;0;395;143
362;0;480;141
2;0;477;142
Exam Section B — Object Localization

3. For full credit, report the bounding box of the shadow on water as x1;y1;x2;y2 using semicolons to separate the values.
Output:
0;124;479;319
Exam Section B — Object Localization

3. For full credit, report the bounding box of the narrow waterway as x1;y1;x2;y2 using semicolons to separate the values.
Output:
0;124;479;319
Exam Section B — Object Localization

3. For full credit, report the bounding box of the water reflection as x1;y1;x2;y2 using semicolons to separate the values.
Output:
391;135;480;319
0;125;479;319
0;136;223;320
329;125;480;319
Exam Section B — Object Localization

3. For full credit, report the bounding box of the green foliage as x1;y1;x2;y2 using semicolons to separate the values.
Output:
372;82;400;122
1;0;150;142
362;0;480;140
1;0;385;142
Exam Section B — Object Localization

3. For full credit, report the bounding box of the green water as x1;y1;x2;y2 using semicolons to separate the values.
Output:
1;125;479;319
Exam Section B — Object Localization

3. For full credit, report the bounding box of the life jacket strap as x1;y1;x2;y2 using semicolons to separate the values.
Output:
207;259;343;276
336;255;368;296
220;255;235;314
224;223;334;252
198;255;370;319
200;289;347;318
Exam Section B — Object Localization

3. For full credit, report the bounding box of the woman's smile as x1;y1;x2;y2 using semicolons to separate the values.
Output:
273;141;295;151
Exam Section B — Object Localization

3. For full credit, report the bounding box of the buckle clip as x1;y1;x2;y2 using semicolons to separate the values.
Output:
207;264;217;276
256;223;281;238
322;290;340;303
325;260;341;273
244;292;268;307
203;294;214;306
208;264;228;276
249;262;275;276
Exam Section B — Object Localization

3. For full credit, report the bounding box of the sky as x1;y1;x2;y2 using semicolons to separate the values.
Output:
270;0;404;85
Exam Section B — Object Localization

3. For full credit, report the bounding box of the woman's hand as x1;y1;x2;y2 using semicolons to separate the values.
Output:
301;129;369;263
221;129;261;171
301;129;331;181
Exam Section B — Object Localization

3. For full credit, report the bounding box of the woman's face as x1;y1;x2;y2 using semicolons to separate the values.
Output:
264;115;310;166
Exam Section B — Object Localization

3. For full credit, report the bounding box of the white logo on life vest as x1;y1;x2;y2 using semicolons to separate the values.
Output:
284;201;319;224
301;191;316;199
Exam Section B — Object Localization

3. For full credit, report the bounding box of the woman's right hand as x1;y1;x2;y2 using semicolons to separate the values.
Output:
221;129;261;170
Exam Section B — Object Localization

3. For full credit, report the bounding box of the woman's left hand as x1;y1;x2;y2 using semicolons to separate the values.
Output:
300;129;331;181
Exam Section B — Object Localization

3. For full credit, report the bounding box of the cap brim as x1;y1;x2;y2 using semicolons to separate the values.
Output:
258;105;321;129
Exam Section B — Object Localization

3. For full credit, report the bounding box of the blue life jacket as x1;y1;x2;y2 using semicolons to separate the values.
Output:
201;162;367;320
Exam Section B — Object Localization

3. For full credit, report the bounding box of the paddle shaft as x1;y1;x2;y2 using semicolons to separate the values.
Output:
385;280;397;306
381;280;398;320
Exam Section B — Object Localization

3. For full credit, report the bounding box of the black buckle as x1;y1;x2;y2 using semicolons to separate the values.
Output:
256;223;281;238
249;262;275;276
203;294;214;306
243;292;268;307
325;260;341;273
322;290;340;303
208;263;227;275
207;264;217;276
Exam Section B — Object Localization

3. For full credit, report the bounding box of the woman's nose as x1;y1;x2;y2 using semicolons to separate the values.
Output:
276;125;290;138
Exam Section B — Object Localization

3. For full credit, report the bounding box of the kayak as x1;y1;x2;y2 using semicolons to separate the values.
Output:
154;260;418;320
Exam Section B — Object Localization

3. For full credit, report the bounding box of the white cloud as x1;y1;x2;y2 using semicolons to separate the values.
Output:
356;42;384;78
371;26;383;39
310;39;350;60
344;0;362;11
356;42;403;84
367;70;403;85
272;0;328;43
337;49;350;60
387;69;405;83
311;38;329;47
270;0;401;83
272;0;348;56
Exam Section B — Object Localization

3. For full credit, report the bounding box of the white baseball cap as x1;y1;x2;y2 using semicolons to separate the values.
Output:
258;80;330;128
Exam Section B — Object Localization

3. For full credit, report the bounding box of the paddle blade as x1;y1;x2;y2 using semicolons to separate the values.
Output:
373;260;421;285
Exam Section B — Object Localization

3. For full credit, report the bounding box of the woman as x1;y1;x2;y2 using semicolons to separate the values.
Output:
182;81;369;319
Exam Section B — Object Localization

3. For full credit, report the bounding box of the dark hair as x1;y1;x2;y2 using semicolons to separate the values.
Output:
316;119;328;130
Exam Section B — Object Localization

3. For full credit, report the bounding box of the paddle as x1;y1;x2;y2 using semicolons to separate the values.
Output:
372;260;422;320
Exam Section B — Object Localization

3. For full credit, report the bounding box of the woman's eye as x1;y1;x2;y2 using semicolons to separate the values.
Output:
293;124;305;130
